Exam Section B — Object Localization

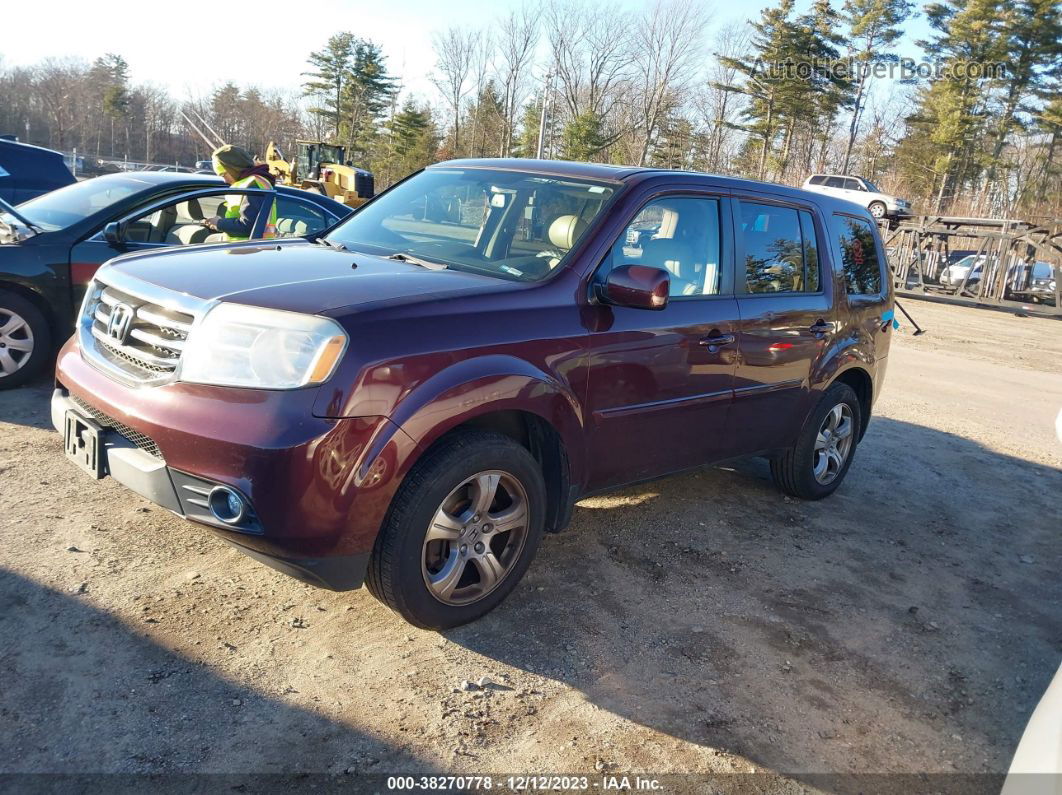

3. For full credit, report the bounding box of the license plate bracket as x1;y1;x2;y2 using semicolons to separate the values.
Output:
64;411;105;479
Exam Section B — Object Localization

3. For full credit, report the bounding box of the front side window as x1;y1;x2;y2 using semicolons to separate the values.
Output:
326;168;616;282
832;214;883;295
740;202;821;294
599;196;722;297
843;178;864;191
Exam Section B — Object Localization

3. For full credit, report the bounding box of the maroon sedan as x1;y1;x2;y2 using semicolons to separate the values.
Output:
53;159;893;628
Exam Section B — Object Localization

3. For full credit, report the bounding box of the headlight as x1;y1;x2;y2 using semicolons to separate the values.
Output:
180;303;348;389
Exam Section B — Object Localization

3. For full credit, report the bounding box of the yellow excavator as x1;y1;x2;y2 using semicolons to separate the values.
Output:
265;140;374;208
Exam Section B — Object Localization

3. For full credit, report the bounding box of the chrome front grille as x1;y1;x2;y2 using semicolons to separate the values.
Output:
80;273;203;386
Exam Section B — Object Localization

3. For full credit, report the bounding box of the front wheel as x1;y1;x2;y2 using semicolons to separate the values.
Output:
868;201;887;220
770;382;862;500
0;290;51;390
366;430;546;629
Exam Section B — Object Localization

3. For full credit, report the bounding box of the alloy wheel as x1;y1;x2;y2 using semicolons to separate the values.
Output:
0;308;34;378
421;470;529;606
813;403;855;485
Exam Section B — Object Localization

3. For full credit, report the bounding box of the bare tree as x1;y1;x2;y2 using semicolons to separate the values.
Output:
466;31;494;157
431;27;480;154
544;0;633;120
698;21;750;172
494;4;540;157
630;0;710;166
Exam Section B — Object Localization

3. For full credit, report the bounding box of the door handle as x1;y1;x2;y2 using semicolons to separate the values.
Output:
699;332;736;352
809;320;831;338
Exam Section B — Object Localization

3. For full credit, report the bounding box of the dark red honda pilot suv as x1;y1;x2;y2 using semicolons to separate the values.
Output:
54;159;892;628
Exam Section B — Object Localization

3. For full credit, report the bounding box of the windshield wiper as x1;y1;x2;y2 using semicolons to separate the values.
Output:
386;252;448;271
314;237;347;252
0;198;41;238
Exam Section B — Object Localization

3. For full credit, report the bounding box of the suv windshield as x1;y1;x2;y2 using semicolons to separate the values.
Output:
325;168;616;282
5;176;144;232
861;178;880;192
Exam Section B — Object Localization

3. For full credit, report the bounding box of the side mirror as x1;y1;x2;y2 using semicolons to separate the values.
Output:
600;264;670;310
103;221;126;246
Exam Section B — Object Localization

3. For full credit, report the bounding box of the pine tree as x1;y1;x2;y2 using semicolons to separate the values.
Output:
562;111;610;161
718;0;802;180
896;0;1008;210
343;40;399;159
303;33;356;139
838;0;915;172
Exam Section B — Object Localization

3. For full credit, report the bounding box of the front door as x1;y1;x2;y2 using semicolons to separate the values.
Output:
730;198;833;456
585;193;739;491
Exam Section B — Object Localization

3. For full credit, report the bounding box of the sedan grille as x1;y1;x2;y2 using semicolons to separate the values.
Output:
83;283;195;383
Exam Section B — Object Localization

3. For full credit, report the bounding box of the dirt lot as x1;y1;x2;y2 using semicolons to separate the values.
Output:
1;299;1059;791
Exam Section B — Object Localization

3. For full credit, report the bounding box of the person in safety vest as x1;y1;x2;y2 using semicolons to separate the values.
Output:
202;144;277;241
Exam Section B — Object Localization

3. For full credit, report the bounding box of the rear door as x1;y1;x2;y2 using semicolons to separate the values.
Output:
729;197;833;456
830;212;893;360
584;190;739;490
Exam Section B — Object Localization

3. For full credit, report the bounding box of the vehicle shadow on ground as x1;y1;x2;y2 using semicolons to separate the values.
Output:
0;566;437;780
0;377;53;429
446;417;1062;782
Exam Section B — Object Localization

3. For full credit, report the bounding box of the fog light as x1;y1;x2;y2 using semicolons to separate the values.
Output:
207;486;246;525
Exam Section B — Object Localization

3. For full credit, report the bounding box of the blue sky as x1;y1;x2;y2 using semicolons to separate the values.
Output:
1;0;934;105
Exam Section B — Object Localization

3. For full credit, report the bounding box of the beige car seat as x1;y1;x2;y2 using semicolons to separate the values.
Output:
544;215;587;267
165;199;212;245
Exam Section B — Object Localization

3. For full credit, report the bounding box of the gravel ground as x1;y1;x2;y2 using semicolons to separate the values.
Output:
0;299;1059;792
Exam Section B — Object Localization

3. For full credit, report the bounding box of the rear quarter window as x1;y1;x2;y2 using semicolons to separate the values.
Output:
832;214;883;295
808;175;826;186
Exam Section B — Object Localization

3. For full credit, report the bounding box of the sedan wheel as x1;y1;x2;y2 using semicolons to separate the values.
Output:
0;308;34;377
421;470;529;606
0;290;50;390
812;403;855;485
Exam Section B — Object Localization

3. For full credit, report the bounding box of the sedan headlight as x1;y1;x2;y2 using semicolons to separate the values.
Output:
180;303;348;389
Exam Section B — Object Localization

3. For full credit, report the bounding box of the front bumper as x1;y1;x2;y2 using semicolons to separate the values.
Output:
53;338;419;590
52;389;371;590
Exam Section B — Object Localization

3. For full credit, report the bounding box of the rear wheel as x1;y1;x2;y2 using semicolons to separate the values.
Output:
771;382;861;500
0;290;51;390
366;430;546;629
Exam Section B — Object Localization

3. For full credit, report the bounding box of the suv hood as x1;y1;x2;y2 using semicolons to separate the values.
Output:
101;240;515;314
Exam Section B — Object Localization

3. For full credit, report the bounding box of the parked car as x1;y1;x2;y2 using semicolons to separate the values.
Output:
1008;261;1057;305
802;174;911;220
0;172;352;387
0;138;76;204
52;159;893;629
938;254;990;289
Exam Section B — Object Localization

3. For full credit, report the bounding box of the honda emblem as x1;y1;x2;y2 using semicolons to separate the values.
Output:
106;303;135;345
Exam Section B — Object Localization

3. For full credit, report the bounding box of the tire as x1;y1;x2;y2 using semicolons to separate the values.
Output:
770;382;862;500
0;289;51;390
868;202;886;220
366;430;546;629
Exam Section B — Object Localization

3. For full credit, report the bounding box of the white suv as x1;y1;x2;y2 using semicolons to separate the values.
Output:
802;174;911;220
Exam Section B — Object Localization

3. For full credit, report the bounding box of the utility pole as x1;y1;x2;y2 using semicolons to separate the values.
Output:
536;71;553;160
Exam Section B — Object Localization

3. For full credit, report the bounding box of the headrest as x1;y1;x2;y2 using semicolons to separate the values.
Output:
177;199;205;221
548;215;587;251
657;206;679;239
